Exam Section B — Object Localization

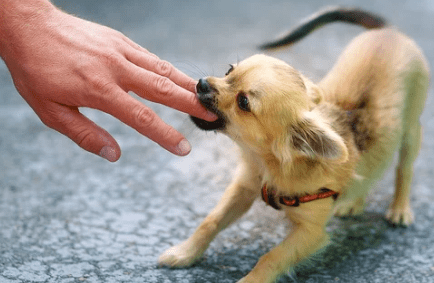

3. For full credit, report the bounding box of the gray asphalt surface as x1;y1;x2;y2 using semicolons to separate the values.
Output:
1;0;433;282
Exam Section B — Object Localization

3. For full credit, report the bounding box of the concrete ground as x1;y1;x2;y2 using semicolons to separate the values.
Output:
1;0;434;282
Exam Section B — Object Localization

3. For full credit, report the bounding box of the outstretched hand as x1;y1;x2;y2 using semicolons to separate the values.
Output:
0;1;216;161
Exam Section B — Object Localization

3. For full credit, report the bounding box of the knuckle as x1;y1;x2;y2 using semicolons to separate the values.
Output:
87;79;117;106
113;29;126;39
101;51;124;67
133;106;157;129
74;129;96;150
156;60;173;77
93;78;116;93
89;77;117;101
154;76;175;97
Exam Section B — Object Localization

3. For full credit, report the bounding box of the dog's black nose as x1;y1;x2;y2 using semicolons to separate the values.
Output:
196;78;211;94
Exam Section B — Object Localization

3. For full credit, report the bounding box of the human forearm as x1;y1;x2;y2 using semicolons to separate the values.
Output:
0;0;57;60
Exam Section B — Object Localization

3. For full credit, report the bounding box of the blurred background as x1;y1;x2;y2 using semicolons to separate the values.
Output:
1;0;433;282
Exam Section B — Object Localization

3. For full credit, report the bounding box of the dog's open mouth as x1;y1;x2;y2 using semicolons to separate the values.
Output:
190;105;226;131
190;115;226;131
190;79;227;131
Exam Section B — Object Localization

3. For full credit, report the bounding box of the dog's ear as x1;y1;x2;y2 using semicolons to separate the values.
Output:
290;112;348;161
271;112;348;164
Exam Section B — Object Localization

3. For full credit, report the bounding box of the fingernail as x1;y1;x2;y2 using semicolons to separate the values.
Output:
99;146;118;162
176;139;191;156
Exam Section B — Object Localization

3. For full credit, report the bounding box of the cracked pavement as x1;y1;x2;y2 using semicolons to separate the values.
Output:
1;0;434;282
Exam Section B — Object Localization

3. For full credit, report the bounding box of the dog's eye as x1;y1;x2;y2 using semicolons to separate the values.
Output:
225;64;234;76
236;92;251;112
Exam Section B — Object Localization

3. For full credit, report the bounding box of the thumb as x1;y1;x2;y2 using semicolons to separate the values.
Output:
44;105;121;162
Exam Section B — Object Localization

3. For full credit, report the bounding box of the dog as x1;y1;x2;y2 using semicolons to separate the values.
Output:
159;7;430;282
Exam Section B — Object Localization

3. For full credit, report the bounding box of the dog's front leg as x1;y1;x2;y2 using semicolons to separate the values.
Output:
238;199;334;283
159;162;261;268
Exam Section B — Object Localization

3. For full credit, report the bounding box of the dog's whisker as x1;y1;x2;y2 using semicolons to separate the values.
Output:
173;60;209;78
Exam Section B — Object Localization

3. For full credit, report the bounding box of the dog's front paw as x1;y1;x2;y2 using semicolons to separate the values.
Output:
158;241;204;268
333;198;365;217
386;204;414;227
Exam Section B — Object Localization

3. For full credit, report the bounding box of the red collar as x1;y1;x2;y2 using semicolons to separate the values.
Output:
261;184;339;210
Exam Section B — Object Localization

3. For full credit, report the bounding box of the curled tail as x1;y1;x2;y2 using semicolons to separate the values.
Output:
259;6;387;50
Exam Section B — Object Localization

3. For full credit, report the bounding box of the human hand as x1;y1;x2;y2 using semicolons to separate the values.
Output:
0;1;216;162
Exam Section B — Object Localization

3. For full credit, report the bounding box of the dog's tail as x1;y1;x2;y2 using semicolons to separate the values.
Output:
259;6;387;50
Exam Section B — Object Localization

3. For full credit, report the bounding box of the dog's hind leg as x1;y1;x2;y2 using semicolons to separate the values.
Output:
158;161;261;268
386;68;429;226
386;123;421;226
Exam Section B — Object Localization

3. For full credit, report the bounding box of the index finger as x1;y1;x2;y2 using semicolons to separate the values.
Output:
125;47;196;92
121;54;217;121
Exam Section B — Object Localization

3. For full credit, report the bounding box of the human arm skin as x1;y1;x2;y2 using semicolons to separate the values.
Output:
0;0;216;161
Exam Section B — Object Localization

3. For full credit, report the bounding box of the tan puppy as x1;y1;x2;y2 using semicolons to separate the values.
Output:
159;7;430;282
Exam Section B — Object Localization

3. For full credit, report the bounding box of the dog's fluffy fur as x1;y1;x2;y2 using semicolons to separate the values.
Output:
159;7;430;283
